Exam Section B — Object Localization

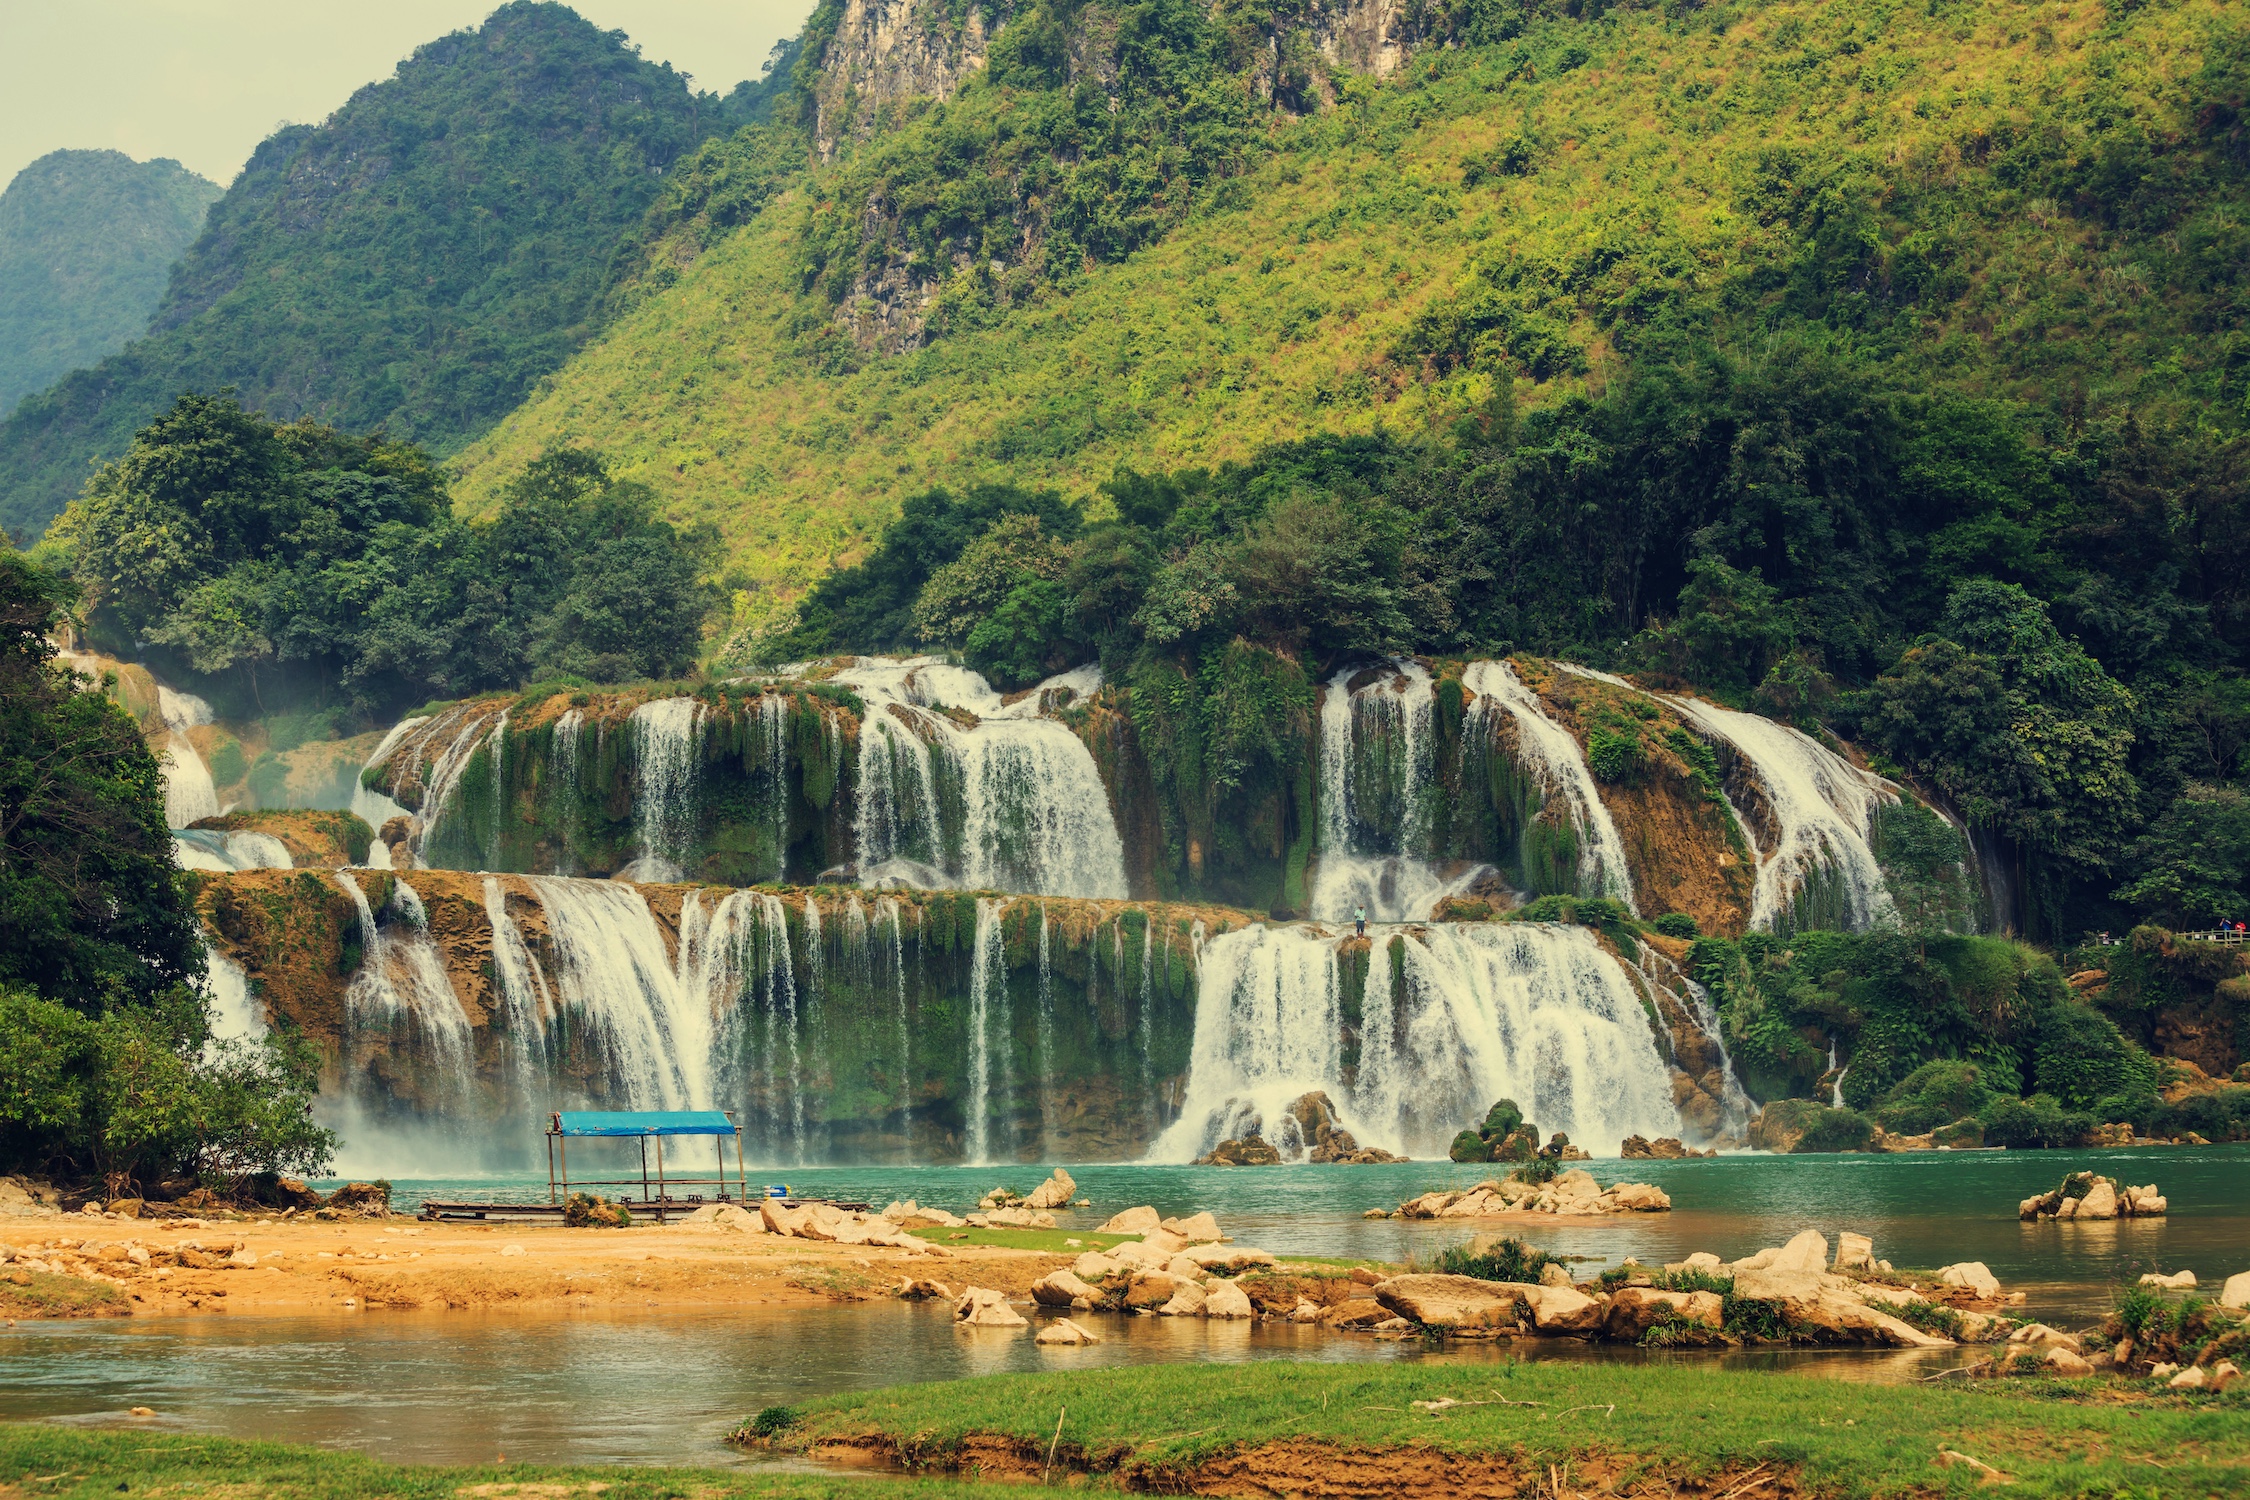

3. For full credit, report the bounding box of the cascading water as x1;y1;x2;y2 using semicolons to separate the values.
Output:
332;873;477;1127
409;709;504;864
1310;661;1485;921
832;659;1127;898
202;945;267;1043
173;829;294;872
156;685;220;829
1657;693;1899;932
687;888;805;1162
482;877;552;1092
351;717;425;868
1461;660;1636;909
529;875;712;1112
1153;921;1690;1161
964;897;1010;1164
624;699;704;882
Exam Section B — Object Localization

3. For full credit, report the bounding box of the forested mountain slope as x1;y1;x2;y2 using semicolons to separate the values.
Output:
452;0;2248;602
0;151;219;422
0;1;746;543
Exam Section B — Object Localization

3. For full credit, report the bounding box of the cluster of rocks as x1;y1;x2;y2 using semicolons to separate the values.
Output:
1620;1134;1715;1159
679;1197;935;1250
1195;1093;1403;1165
1447;1100;1590;1164
895;1204;1278;1337
1378;1168;1671;1219
2018;1173;2166;1221
3;1233;267;1293
1357;1231;2019;1349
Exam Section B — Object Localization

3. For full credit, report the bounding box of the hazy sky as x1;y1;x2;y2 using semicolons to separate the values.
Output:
0;1;818;190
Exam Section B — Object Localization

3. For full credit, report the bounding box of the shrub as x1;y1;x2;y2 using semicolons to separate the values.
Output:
1795;1106;1875;1153
1448;1129;1492;1163
1651;913;1699;939
1722;1297;1795;1342
1651;1267;1734;1295
1586;726;1646;784
1875;1059;1996;1134
1978;1093;2092;1148
562;1192;632;1227
1434;1235;1562;1284
746;1406;800;1438
1510;1157;1562;1186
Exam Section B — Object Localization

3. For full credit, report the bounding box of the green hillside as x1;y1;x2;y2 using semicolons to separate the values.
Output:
453;0;2249;612
0;1;749;544
0;150;218;425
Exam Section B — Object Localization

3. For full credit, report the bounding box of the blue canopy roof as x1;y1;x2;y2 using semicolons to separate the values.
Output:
554;1110;737;1138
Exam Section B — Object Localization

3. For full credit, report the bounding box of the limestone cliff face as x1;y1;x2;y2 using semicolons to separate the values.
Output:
812;0;1008;155
1304;0;1421;81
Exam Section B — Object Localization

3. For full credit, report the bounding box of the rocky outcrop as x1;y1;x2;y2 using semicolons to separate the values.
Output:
810;0;1009;154
1198;1134;1283;1166
1620;1134;1713;1159
2019;1173;2167;1221
1381;1168;1670;1219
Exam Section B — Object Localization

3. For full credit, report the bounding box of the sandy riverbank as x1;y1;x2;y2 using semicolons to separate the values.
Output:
1;1215;1078;1319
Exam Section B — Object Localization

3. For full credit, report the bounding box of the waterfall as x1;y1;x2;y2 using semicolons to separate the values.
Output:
965;896;1009;1163
528;876;711;1112
351;716;425;868
833;658;1127;898
156;685;220;829
625;698;704;881
1657;693;1899;932
333;873;477;1118
1152;921;1688;1162
690;889;805;1162
1310;661;1484;921
173;829;293;872
1827;1036;1848;1108
1036;904;1057;1161
202;945;267;1043
880;896;914;1146
758;693;790;882
1461;660;1636;909
482;877;552;1090
411;709;504;863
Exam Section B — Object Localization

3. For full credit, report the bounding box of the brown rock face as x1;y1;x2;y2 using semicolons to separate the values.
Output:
1198;1135;1283;1166
1370;1274;1530;1330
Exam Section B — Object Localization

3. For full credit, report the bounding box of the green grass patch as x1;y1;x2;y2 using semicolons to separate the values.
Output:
0;1424;1017;1499
0;1271;125;1318
901;1225;1138;1255
769;1360;2249;1495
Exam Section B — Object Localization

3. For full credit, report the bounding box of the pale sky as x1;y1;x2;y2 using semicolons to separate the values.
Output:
0;1;819;190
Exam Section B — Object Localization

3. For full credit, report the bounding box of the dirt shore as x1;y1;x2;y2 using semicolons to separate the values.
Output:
0;1215;1074;1320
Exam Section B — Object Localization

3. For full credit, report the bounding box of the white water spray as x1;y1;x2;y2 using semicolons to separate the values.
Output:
624;698;704;882
1310;661;1486;921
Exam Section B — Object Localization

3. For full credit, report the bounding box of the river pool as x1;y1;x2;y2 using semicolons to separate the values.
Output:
4;1145;2243;1468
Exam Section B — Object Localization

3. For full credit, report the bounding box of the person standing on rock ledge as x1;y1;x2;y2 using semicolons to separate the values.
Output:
1354;904;1366;937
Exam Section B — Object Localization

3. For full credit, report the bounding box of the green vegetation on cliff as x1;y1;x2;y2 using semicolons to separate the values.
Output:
0;150;218;424
0;1;751;543
455;0;2249;588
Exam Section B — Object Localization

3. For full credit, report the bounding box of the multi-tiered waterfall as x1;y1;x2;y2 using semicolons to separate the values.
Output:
156;684;220;829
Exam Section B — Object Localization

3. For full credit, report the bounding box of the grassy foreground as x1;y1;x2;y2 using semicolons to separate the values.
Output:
769;1361;2250;1496
0;1425;1016;1500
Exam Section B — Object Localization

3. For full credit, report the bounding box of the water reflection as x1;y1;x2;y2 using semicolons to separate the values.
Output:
0;1304;1979;1469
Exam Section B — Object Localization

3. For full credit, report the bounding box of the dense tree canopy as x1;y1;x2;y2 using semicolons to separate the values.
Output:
45;394;718;723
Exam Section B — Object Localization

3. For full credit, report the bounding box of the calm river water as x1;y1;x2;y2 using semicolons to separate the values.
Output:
3;1145;2243;1468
